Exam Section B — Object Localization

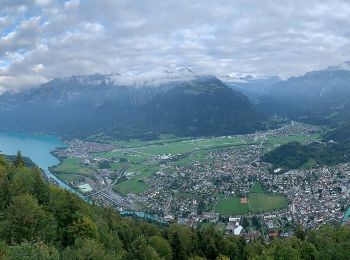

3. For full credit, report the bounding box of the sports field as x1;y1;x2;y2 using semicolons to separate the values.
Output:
215;193;288;215
215;197;248;215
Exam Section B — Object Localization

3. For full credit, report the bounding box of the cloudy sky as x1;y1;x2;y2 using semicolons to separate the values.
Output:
1;0;350;91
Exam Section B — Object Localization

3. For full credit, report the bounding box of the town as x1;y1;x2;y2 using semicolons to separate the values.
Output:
50;122;350;241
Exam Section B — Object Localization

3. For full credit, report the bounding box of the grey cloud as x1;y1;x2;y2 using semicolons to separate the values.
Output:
1;0;350;91
0;16;42;54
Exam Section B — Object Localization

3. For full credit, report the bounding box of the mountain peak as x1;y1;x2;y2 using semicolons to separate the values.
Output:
177;67;195;74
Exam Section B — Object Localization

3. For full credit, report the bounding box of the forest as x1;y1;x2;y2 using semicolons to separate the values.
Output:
0;153;350;259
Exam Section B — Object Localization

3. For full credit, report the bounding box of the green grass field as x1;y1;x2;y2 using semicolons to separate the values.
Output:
132;136;248;156
52;158;94;176
266;134;320;146
114;179;149;195
249;194;288;212
215;194;288;215
215;197;248;215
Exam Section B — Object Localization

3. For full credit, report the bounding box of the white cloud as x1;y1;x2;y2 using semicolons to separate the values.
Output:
32;63;44;73
0;0;350;90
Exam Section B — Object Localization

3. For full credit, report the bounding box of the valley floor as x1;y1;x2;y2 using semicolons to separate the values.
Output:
50;122;350;238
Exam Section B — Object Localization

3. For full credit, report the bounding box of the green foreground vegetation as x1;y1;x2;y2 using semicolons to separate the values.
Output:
1;154;350;259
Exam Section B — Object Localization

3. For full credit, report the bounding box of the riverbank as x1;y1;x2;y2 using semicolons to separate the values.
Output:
342;207;350;224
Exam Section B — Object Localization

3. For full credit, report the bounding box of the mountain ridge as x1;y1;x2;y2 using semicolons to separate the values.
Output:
0;74;265;139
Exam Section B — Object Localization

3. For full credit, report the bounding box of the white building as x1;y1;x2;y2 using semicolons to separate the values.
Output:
234;225;243;236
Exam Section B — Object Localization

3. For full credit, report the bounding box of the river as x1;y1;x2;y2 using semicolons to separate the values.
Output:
342;207;350;224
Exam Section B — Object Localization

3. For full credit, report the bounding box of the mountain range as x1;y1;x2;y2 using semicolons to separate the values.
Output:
0;70;264;139
258;61;350;124
1;61;350;139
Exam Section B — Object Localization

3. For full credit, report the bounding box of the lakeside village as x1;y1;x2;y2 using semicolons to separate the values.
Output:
51;122;350;242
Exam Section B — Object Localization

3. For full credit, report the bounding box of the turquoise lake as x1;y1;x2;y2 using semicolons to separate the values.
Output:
0;132;72;190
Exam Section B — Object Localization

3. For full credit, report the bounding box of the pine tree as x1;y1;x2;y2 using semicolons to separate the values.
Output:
13;151;25;167
171;231;187;260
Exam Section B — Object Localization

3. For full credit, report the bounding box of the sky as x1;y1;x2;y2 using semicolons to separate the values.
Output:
1;0;350;91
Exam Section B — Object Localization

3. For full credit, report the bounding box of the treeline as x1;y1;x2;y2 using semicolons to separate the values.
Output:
0;154;350;259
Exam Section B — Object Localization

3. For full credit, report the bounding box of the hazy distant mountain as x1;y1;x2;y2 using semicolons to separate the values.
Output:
258;61;350;124
0;71;264;139
220;75;282;104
